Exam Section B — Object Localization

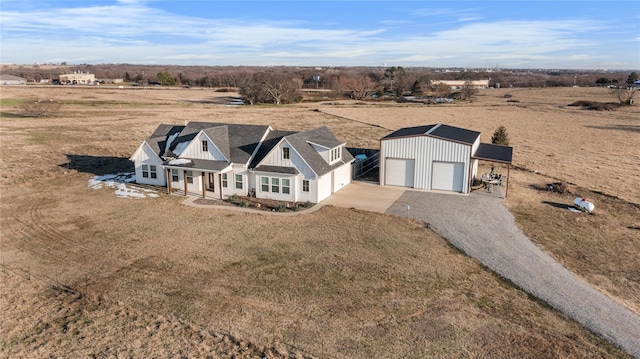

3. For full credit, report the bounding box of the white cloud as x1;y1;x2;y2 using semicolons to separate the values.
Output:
1;2;637;69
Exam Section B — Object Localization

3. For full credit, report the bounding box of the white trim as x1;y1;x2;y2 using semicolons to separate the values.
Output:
245;126;273;166
425;123;441;135
256;138;319;178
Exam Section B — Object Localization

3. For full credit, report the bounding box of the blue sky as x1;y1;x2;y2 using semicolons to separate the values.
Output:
1;0;639;69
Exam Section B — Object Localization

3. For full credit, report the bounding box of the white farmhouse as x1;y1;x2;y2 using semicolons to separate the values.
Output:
131;122;354;203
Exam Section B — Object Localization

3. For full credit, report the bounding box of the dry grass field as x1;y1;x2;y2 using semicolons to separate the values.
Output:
1;85;638;358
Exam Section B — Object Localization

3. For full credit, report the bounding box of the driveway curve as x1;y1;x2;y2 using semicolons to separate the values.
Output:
386;191;640;357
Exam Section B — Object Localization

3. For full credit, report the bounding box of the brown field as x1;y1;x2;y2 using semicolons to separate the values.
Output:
1;85;638;358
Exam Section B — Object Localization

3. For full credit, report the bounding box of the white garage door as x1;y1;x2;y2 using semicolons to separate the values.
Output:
432;161;465;192
385;158;415;187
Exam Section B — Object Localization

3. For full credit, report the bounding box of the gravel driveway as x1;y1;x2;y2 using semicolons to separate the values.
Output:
386;191;640;357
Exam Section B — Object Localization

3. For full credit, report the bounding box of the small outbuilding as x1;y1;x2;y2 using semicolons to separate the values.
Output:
379;123;512;194
0;74;27;85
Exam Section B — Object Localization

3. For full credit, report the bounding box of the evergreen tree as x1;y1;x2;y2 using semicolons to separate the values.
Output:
491;126;510;146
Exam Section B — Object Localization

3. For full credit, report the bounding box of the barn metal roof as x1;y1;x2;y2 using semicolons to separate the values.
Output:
473;143;513;164
383;123;480;145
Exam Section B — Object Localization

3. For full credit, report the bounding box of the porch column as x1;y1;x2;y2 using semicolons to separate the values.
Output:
505;165;511;199
166;168;171;194
218;173;223;199
183;170;188;196
201;171;206;198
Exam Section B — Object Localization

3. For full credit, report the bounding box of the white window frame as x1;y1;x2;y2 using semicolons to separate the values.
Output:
186;170;194;184
283;147;290;160
271;177;280;193
202;140;208;152
235;174;243;189
282;178;290;194
171;169;179;182
330;147;341;162
222;173;228;188
141;164;157;179
302;179;309;192
261;176;269;192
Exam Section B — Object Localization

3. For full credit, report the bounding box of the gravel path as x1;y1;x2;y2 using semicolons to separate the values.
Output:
386;191;640;357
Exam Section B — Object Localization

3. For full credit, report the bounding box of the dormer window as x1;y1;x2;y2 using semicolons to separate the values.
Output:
283;147;290;159
202;140;208;152
330;147;341;162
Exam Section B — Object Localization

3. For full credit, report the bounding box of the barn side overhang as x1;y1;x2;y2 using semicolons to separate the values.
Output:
471;143;514;197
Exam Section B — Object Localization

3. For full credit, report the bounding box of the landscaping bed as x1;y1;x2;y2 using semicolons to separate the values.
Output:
225;194;314;212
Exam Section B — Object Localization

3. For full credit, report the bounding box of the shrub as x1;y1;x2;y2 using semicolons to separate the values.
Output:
226;194;239;204
240;201;250;208
568;100;619;111
491;126;510;146
276;204;286;212
19;98;62;117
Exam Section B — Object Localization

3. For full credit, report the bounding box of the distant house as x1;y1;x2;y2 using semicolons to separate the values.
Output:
432;80;490;89
131;122;354;203
58;71;96;85
380;124;512;193
0;74;27;85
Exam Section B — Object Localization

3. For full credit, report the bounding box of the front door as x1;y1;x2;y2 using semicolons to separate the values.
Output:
208;173;215;191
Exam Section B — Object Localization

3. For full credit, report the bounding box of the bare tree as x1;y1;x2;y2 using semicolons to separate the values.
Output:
433;83;451;98
332;75;378;100
611;86;637;105
460;81;477;101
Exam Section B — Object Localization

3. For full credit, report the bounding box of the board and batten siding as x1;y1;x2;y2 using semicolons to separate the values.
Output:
331;163;351;193
259;139;316;178
131;142;166;186
178;132;227;161
381;136;472;191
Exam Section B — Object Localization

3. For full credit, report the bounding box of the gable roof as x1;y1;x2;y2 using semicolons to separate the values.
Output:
144;124;185;156
249;129;297;168
161;122;269;163
137;122;353;175
383;123;480;145
284;126;354;177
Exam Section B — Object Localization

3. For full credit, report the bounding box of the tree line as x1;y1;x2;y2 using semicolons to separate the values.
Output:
2;64;636;105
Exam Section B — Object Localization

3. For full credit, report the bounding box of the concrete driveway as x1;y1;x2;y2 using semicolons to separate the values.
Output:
386;191;640;357
322;181;406;213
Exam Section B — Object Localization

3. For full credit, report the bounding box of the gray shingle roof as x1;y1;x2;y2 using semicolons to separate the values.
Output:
284;126;354;177
253;165;299;174
145;124;185;156
249;129;297;168
143;122;352;176
163;158;231;171
161;122;269;163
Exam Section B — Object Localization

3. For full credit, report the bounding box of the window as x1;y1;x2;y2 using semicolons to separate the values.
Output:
261;177;269;192
283;147;290;159
141;164;157;179
186;170;194;184
330;147;341;162
271;178;280;193
202;140;208;152
171;169;179;182
302;180;309;192
235;174;243;189
282;179;290;194
222;173;228;187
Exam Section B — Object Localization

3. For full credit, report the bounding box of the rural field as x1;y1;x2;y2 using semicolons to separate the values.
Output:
1;85;638;357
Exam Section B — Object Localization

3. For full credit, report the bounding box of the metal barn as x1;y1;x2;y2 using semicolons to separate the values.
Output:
380;124;512;194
